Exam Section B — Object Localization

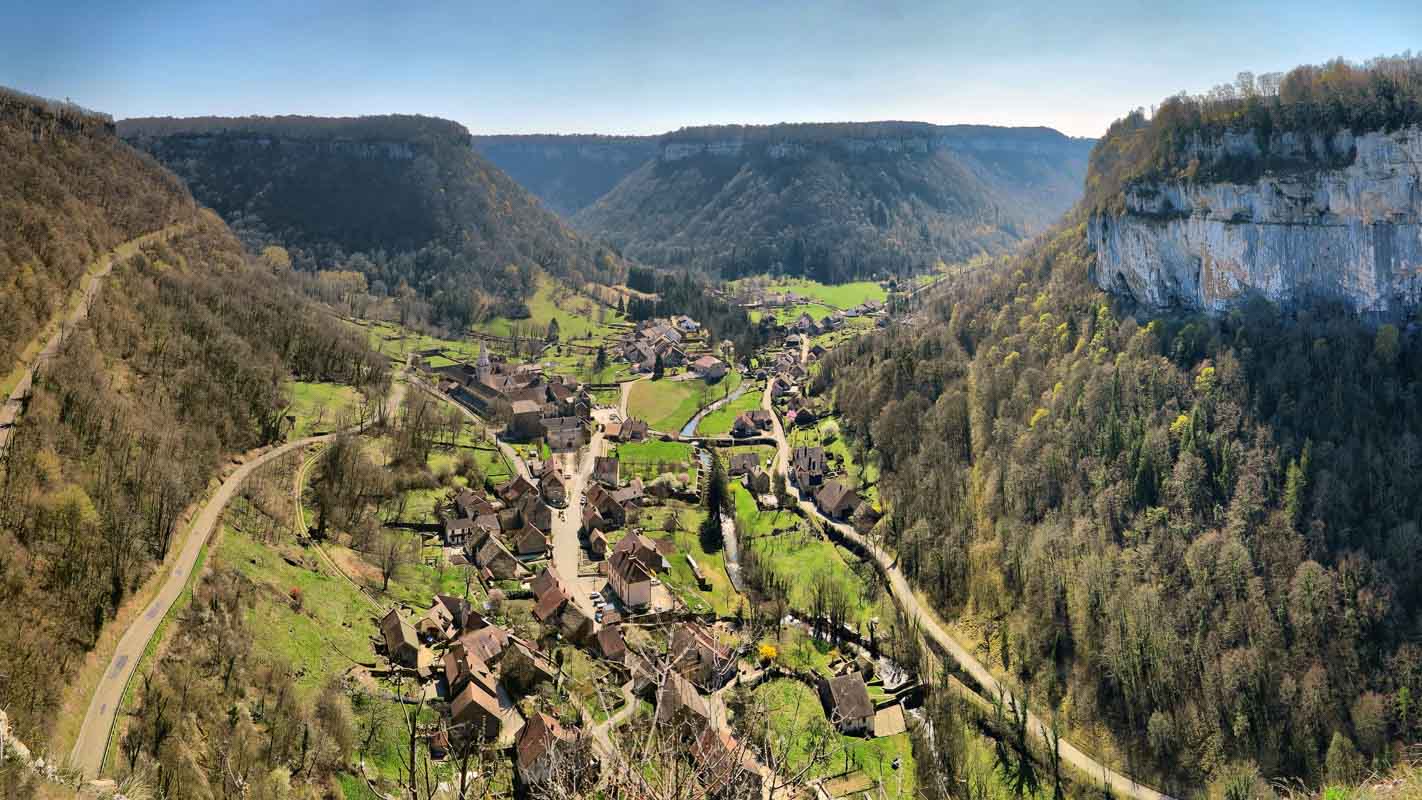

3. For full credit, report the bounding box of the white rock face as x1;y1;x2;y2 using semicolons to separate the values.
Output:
1090;125;1422;314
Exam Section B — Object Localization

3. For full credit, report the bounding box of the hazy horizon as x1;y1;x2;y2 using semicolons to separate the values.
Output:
3;0;1418;139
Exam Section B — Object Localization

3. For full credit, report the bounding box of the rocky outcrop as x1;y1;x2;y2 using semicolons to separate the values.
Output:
1090;125;1422;314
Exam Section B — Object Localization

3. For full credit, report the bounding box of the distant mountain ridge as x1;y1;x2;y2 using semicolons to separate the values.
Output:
565;120;1093;281
121;115;623;328
470;134;658;216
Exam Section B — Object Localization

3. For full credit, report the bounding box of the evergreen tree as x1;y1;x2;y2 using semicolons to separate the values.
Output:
652;352;664;380
700;451;727;553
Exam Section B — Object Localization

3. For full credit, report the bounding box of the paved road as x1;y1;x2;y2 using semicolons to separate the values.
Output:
71;374;405;777
1;224;188;456
758;383;1174;800
550;407;615;618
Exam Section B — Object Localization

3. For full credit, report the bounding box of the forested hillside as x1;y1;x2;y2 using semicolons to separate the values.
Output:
574;122;1093;282
822;222;1422;789
0;88;194;370
0;97;384;768
470;133;658;215
120;115;625;329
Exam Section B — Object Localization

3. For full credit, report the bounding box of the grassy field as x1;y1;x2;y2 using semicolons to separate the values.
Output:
287;380;364;436
730;277;887;310
751;679;916;799
696;382;765;436
734;484;885;626
473;275;626;341
613;439;697;482
540;344;635;384
628;376;733;433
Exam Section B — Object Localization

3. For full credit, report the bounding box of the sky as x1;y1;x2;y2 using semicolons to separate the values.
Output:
1;0;1418;139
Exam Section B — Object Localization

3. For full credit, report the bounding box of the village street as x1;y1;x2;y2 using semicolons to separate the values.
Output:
549;404;617;619
757;358;1174;800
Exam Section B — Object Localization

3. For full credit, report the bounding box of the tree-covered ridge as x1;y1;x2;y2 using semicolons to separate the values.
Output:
0;87;195;368
574;123;1091;283
821;222;1422;790
1086;53;1422;212
122;115;625;330
661;121;1087;147
0;214;384;746
119;113;469;145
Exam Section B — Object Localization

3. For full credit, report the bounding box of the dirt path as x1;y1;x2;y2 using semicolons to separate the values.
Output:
758;384;1173;800
71;374;405;778
1;223;189;456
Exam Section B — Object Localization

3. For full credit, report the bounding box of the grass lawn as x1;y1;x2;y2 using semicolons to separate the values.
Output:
217;529;377;696
774;303;837;324
613;439;697;482
628;377;721;433
472;274;625;342
696;382;765;436
287;381;363;436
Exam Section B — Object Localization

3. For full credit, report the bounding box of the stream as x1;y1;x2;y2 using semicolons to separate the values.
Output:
679;377;753;437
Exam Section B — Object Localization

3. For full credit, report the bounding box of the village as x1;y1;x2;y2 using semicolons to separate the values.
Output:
348;282;906;798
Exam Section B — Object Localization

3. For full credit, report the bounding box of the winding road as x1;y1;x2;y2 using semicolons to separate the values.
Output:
1;223;189;457
759;374;1174;800
70;374;406;778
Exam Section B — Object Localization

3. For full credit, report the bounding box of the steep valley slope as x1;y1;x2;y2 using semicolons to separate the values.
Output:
120;115;625;329
572;121;1094;281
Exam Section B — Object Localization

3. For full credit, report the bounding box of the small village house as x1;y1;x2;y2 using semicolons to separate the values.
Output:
819;672;874;736
380;609;420;667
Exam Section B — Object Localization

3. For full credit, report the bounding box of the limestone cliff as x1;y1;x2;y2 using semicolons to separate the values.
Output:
1090;125;1422;314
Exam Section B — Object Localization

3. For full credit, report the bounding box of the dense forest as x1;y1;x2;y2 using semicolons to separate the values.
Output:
1086;53;1422;212
574;122;1093;283
120;115;625;330
0;207;383;752
0;87;195;368
820;212;1422;790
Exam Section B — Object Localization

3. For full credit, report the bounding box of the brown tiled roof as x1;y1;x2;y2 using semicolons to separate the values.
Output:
825;673;874;721
597;624;626;660
516;713;577;771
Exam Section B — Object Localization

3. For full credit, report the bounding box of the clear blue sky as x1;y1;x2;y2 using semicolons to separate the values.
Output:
1;0;1417;138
